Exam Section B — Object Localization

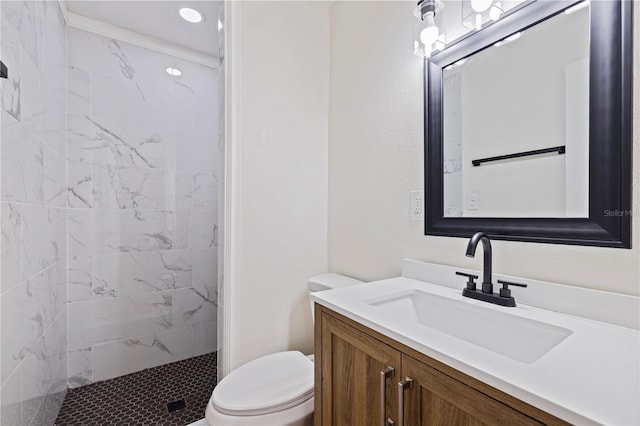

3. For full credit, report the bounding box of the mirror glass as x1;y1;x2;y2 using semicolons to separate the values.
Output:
442;3;590;218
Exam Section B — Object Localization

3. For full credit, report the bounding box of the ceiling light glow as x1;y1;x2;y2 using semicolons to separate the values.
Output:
166;67;182;76
179;7;203;23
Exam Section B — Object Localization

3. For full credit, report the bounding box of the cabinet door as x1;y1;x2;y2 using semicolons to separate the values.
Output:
402;355;542;426
318;312;402;426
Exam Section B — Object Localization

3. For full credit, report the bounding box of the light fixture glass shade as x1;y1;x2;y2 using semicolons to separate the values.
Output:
420;13;439;46
471;0;493;13
489;2;504;20
413;7;442;58
462;0;495;31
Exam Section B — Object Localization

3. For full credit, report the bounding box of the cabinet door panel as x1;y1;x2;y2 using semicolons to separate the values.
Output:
319;312;401;426
403;355;542;426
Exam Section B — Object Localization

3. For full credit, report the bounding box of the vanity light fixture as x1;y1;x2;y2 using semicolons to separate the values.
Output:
489;2;504;21
179;7;203;23
475;14;483;30
166;67;182;76
471;0;493;13
463;0;503;31
413;0;444;57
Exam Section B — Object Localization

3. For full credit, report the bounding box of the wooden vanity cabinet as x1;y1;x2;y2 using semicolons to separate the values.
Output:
314;305;568;426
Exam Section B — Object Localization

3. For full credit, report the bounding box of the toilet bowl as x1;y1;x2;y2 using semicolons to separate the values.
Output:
205;273;363;425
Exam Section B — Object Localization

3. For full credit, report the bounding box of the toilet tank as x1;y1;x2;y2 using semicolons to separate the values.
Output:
308;273;363;324
308;273;363;292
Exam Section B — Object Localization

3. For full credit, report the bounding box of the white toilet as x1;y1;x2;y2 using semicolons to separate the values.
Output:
205;273;363;426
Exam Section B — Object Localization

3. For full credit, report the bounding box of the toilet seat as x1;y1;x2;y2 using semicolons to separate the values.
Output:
211;351;314;416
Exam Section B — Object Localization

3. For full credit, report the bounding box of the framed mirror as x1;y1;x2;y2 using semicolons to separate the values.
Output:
425;0;632;248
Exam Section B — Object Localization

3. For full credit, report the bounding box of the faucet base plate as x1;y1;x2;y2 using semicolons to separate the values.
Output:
462;288;516;307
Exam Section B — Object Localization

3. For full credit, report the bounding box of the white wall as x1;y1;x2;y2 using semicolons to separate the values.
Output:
328;1;640;297
227;1;330;370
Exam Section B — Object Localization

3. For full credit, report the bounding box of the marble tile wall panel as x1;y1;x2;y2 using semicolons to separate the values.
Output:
67;209;94;257
67;163;92;208
67;66;91;116
91;73;166;128
20;42;45;141
67;255;93;303
92;328;193;382
67;114;175;169
193;248;218;287
172;285;218;329
1;112;44;204
22;339;50;425
1;202;22;293
92;165;174;210
67;28;178;87
0;2;67;424
0;362;22;425
194;94;219;136
92;250;192;298
193;172;218;211
67;348;92;389
1;2;22;122
67;291;173;351
175;130;219;173
43;145;66;207
65;26;219;386
191;321;218;358
21;205;58;280
174;211;191;250
188;210;218;249
42;262;67;330
68;209;175;255
1;274;44;384
175;171;194;210
43;357;68;425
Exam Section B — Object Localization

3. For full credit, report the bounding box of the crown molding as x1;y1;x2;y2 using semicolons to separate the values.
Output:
66;11;218;69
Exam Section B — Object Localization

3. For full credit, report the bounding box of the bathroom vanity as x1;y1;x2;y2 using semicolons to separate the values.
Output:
311;260;640;425
315;306;564;425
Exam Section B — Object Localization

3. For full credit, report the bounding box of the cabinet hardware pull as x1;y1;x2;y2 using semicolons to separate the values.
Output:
380;366;395;426
397;377;413;426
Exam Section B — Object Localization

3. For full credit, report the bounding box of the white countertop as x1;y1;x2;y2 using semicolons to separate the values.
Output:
311;273;640;425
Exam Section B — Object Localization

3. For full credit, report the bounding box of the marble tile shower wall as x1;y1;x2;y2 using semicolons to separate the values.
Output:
66;28;219;387
1;2;68;425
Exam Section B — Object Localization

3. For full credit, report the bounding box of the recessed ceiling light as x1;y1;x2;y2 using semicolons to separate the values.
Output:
166;67;182;76
179;7;203;23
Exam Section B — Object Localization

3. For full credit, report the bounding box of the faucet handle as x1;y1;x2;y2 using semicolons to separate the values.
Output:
497;279;527;298
456;271;479;291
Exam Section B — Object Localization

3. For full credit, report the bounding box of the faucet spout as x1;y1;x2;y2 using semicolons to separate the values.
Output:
465;232;492;293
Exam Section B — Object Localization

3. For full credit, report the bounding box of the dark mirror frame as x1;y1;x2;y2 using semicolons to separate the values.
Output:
425;0;633;248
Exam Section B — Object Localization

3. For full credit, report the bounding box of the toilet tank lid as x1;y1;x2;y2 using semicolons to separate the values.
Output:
308;273;364;292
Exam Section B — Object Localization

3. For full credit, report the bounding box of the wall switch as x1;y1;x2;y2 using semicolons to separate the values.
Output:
468;193;479;210
411;190;424;221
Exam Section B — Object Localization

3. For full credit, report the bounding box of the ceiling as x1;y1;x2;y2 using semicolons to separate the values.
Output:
65;1;219;58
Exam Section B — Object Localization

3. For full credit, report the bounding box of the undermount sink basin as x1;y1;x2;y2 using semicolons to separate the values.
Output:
367;290;572;363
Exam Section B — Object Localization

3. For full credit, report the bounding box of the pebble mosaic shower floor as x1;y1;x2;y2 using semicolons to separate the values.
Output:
55;352;216;426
